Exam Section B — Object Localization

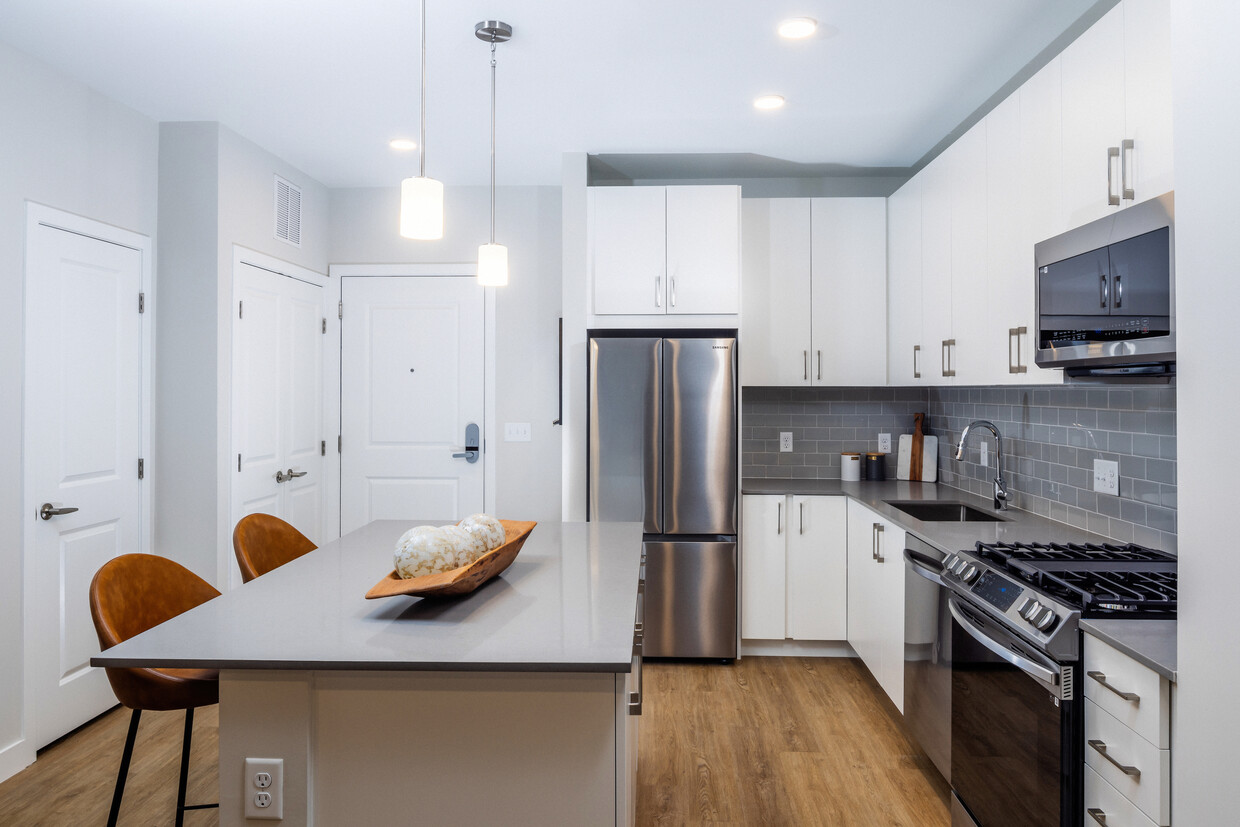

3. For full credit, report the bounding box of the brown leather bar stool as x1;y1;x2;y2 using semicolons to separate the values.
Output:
232;512;317;582
89;553;221;827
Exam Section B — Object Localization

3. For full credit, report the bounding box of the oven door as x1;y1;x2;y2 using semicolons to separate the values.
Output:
948;596;1081;827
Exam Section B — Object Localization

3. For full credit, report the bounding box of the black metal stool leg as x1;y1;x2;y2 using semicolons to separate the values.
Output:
175;707;194;827
107;709;141;827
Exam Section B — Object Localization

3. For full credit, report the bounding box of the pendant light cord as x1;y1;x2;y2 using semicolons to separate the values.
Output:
419;0;427;179
489;37;497;244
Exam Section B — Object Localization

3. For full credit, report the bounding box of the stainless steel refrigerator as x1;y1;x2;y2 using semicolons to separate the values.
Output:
588;333;738;659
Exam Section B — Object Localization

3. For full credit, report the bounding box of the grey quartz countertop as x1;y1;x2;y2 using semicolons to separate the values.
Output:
1080;619;1177;682
92;520;644;673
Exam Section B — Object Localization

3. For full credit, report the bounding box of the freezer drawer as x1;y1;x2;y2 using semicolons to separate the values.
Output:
642;540;737;659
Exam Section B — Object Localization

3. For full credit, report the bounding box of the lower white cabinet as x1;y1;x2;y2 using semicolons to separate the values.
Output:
845;499;905;712
741;494;847;641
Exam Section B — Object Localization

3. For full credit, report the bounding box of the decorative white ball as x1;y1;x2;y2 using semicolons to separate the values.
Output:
440;525;487;567
396;524;437;546
460;514;506;550
394;528;459;579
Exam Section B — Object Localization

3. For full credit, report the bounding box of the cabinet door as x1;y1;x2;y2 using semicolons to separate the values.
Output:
740;198;812;386
846;499;881;678
874;517;906;713
949;123;990;384
591;187;666;315
666;186;740;314
920;153;954;384
810;198;888;385
1123;0;1173;202
1061;3;1126;228
886;179;924;385
741;495;787;640
786;496;847;640
1021;57;1067;245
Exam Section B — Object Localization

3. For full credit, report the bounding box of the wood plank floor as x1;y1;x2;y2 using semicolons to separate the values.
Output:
0;657;948;826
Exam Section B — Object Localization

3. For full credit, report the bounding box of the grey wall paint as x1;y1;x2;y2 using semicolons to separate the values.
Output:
329;185;564;523
743;383;1177;552
0;41;159;777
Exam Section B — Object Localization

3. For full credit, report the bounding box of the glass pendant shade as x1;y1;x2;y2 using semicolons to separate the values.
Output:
476;243;509;286
400;176;444;240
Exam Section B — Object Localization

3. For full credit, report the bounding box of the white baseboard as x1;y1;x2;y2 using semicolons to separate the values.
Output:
0;736;36;785
740;639;856;658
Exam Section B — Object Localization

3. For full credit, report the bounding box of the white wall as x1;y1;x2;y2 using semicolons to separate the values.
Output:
1170;1;1240;822
329;185;563;522
560;154;589;521
0;41;159;781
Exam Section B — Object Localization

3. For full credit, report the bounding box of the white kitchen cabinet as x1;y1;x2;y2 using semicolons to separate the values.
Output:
741;197;887;386
919;153;954;384
1021;56;1068;246
886;178;923;385
740;199;812;386
590;185;739;316
845;499;905;712
1122;0;1174;202
741;494;847;641
948;122;989;384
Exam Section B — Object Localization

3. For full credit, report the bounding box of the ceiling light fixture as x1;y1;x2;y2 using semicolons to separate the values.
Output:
389;138;418;151
754;94;786;110
475;20;513;287
778;17;818;39
399;0;444;240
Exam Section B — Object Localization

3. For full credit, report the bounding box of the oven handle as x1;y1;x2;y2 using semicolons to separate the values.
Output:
904;548;944;586
948;596;1059;687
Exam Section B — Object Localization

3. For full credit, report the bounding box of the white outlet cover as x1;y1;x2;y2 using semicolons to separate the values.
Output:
503;422;531;442
1093;459;1120;496
779;432;793;452
245;757;284;819
878;433;891;453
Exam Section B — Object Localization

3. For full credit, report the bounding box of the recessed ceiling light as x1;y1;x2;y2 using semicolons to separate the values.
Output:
389;138;418;151
754;95;786;111
778;17;818;39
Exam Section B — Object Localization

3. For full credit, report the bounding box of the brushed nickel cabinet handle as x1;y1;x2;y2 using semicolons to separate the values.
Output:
670;275;676;308
875;523;885;562
1107;146;1120;206
803;350;808;381
1087;807;1107;825
799;501;804;535
913;344;921;379
655;276;662;308
942;339;956;378
777;501;782;535
1008;327;1028;374
1087;670;1140;702
1121;138;1135;201
816;350;822;381
1088;739;1141;778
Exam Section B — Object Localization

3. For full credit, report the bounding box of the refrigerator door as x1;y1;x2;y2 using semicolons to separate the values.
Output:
663;338;738;534
642;540;738;659
588;337;662;532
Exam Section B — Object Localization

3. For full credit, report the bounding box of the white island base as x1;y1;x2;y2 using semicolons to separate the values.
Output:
220;669;638;826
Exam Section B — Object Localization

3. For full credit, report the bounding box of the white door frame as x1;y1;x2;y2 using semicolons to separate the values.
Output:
221;246;332;587
328;263;497;530
17;203;153;779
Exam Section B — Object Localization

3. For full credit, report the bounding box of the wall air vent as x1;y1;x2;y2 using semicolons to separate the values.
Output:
274;175;302;247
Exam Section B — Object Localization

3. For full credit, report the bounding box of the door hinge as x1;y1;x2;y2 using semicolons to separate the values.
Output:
338;301;343;319
138;292;145;314
337;434;342;453
321;317;327;334
320;440;326;456
137;458;145;480
239;300;243;319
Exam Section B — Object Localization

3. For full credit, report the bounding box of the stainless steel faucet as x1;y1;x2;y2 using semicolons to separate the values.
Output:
954;420;1009;511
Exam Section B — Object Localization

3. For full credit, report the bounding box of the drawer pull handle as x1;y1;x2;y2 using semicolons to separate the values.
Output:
1087;807;1107;825
1087;670;1140;703
1088;739;1141;778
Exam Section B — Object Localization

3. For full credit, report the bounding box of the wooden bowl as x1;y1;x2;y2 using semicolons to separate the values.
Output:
365;520;537;599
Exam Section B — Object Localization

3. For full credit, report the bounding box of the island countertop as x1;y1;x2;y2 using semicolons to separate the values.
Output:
92;520;645;673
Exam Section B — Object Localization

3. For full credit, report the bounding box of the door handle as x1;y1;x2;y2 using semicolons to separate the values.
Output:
276;468;308;483
452;422;481;463
39;503;79;520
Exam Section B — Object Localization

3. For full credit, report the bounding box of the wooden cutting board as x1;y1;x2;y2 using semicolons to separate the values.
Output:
910;413;925;481
896;433;938;481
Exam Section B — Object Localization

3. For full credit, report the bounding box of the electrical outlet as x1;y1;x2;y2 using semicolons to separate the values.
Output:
1094;459;1120;496
245;758;284;820
980;441;989;467
878;433;891;453
779;432;793;452
503;422;531;442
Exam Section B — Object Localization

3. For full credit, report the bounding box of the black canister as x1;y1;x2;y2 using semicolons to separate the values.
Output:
864;452;886;481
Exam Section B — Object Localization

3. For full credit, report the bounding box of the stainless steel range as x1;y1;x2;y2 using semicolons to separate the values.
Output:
940;540;1176;827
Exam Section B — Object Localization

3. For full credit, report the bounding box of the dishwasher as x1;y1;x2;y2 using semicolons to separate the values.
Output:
903;534;950;782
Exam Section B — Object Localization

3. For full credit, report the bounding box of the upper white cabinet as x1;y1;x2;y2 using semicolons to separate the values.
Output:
590;185;739;316
742;197;887;386
886;178;923;384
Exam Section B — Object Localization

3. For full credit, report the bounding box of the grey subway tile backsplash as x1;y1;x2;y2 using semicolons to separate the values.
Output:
743;383;1177;553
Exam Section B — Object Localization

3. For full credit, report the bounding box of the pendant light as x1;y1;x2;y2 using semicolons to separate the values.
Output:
475;20;512;286
400;0;443;240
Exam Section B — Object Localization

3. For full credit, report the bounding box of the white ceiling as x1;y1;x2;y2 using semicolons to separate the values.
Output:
0;0;1103;188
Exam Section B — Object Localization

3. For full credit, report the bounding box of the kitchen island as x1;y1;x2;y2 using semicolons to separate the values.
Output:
92;520;645;826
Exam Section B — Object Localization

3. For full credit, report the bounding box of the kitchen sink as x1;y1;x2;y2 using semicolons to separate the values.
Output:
883;500;1006;522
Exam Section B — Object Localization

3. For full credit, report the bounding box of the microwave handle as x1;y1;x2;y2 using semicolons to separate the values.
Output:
1099;274;1109;309
1115;275;1122;308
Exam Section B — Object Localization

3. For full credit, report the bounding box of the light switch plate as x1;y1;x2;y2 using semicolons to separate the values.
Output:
1093;459;1119;496
244;757;284;819
779;432;793;452
503;422;531;442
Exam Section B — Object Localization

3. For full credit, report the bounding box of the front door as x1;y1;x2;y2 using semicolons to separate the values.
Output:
339;276;485;534
230;260;324;589
24;217;146;748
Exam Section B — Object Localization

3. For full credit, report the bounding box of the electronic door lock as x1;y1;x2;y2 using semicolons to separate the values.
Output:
451;423;481;463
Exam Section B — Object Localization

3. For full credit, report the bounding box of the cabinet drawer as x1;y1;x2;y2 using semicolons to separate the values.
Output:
1084;763;1161;827
1084;634;1170;747
1084;699;1170;825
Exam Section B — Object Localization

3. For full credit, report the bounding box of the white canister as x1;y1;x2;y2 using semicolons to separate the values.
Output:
841;452;862;482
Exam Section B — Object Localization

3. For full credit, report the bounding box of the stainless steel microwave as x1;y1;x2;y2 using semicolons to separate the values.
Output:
1034;192;1174;375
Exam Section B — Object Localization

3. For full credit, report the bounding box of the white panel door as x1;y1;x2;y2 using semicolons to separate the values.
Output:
810;197;888;385
590;187;666;315
920;152;955;384
340;277;485;534
786;496;847;641
740;495;786;640
666;185;740;314
846;499;880;677
875;516;906;713
949;123;990;384
887;179;924;385
740;198;812;386
230;262;324;588
24;222;143;748
1123;0;1174;203
1021;57;1068;245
